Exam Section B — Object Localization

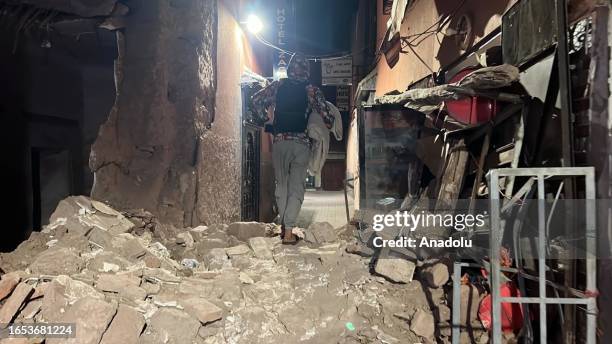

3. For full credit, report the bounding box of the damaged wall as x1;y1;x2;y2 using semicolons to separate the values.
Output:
194;0;244;225
91;0;219;227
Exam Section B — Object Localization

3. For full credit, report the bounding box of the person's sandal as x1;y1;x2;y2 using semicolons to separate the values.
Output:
282;229;298;245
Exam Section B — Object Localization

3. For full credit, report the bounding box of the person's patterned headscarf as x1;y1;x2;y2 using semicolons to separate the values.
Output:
287;54;310;81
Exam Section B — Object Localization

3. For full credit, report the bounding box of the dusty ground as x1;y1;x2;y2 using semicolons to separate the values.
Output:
0;196;487;344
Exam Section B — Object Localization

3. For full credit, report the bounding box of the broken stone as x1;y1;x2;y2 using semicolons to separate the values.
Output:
0;272;21;301
49;196;134;235
191;225;208;233
28;248;85;276
40;280;69;322
99;304;145;344
459;284;480;324
47;297;117;344
225;244;251;256
0;283;33;327
410;309;435;339
227;222;267;241
87;227;113;249
248;237;273;259
141;280;161;295
345;243;375;257
19;299;42;320
31;282;48;299
176;232;195;248
374;257;415;283
305;222;337;244
115;237;146;260
143;254;161;268
86;251;131;272
203;248;230;270
55;275;105;303
180;297;223;324
421;262;449;288
239;272;254;284
96;273;141;293
143;268;181;283
139;308;200;344
120;285;147;301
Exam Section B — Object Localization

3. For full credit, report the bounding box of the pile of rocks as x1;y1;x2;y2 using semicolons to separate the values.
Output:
0;196;487;343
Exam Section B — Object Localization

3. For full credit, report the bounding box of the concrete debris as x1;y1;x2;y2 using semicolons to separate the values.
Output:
180;297;223;324
96;274;140;293
247;237;273;259
459;283;481;324
203;248;230;270
224;244;251;256
305;222;338;244
47;297;117;344
345;242;375;257
374;257;416;283
0;196;470;343
140;308;200;344
28;248;85;276
421;262;449;288
176;232;194;248
48;196;134;235
0;272;21;301
0;283;33;326
410;309;435;339
227;222;267;241
100;304;145;344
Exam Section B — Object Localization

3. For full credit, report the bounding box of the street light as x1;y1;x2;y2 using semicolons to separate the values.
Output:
246;14;263;34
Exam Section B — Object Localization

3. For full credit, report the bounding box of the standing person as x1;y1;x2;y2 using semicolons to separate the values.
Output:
251;54;333;244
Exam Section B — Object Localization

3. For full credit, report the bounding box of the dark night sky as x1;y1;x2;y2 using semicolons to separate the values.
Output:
293;0;358;56
254;0;359;57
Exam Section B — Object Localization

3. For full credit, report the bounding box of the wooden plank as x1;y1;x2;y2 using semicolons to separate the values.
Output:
435;138;469;210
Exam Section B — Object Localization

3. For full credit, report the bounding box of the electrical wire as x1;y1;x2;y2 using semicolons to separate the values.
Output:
253;32;375;61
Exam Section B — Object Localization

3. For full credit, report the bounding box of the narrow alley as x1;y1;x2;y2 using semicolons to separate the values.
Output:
0;0;611;343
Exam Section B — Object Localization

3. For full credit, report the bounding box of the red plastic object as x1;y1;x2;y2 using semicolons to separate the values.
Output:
446;68;498;125
479;282;524;332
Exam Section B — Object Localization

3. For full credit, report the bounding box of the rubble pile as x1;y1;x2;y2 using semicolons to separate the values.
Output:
0;196;487;343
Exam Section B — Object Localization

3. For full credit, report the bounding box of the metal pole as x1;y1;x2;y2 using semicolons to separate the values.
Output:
488;171;502;343
452;262;462;344
585;168;597;344
537;175;547;344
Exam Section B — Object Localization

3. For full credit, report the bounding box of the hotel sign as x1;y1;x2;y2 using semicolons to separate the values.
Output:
273;0;294;80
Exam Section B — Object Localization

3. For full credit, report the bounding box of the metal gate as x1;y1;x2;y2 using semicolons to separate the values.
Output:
241;85;261;221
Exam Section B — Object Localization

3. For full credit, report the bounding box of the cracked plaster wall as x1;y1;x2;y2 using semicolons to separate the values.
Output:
90;0;233;227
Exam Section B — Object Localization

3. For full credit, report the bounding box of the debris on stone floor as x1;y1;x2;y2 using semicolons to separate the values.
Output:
0;196;490;343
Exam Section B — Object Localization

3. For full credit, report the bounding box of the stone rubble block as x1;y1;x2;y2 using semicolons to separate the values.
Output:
227;222;267;241
225;244;251;256
180;297;223;324
410;308;435;339
0;283;33;326
176;232;195;248
47;297;117;344
421;262;449;288
0;272;21;301
28;248;85;276
48;196;134;236
248;237;273;259
96;273;141;293
203;248;230;270
139;308;200;344
100;304;145;344
374;257;415;283
305;222;338;244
